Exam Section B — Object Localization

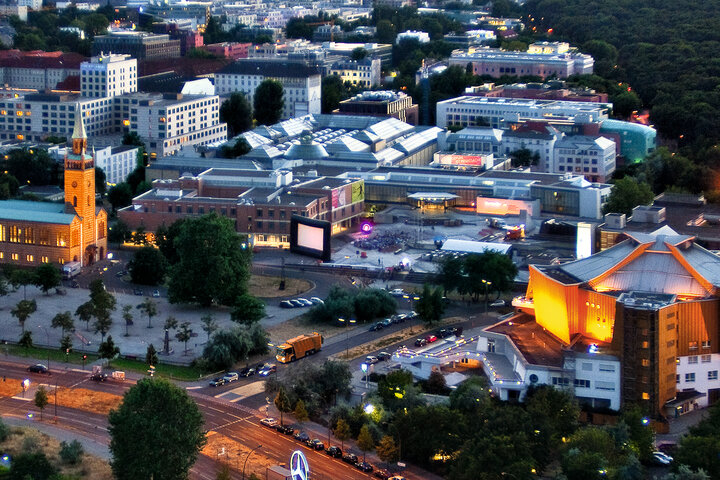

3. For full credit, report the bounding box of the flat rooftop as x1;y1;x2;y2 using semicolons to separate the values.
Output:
438;95;610;111
487;314;564;367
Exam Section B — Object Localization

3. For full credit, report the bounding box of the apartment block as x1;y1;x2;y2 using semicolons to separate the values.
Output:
92;31;181;60
328;57;381;88
80;53;138;99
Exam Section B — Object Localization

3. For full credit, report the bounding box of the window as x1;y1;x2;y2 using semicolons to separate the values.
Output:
690;341;699;350
702;355;712;363
598;363;616;372
595;381;615;391
685;373;696;383
10;253;18;261
26;254;33;262
641;341;649;349
551;377;570;386
573;379;590;388
41;256;48;263
642;392;650;400
709;371;718;381
581;362;592;372
703;340;711;349
676;374;680;384
641;359;650;367
8;225;19;243
689;356;699;364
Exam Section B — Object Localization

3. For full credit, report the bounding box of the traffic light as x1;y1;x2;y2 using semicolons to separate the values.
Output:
82;355;87;369
147;365;155;377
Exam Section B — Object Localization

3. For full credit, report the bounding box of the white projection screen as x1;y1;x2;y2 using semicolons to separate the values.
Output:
290;215;331;261
297;223;325;250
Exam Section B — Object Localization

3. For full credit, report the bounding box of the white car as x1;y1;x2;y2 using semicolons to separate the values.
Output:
260;417;279;428
490;299;506;307
223;372;239;383
652;451;673;465
365;355;379;365
389;289;405;297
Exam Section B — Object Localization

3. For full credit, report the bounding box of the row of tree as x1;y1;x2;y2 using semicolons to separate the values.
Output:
308;286;397;324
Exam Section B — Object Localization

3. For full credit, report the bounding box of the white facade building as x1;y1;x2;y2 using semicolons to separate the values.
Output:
81;54;138;99
215;60;322;119
436;96;611;129
17;0;42;10
553;135;616;183
95;145;139;184
676;353;720;411
396;30;430;44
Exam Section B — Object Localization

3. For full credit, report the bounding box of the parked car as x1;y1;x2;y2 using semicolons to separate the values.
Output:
388;476;406;480
326;446;343;458
308;439;324;450
365;355;379;365
310;297;324;305
260;417;279;428
389;288;405;297
406;311;418;319
258;363;277;376
279;300;295;308
391;314;406;324
290;299;305;308
152;289;161;298
369;322;384;332
27;364;49;374
652;451;673;466
90;372;108;382
133;288;144;296
414;338;427;347
374;469;392;479
436;328;451;338
296;298;313;307
426;334;438;343
355;462;374;473
209;377;225;387
294;431;310;442
223;372;239;383
377;352;392;361
450;326;464;337
239;367;255;377
380;318;393;327
115;270;125;278
342;453;358;465
275;424;294;435
490;299;506;307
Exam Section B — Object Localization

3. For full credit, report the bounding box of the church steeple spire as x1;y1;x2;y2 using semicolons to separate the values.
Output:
72;105;87;156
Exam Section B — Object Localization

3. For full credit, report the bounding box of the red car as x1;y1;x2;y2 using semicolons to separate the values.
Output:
425;335;438;343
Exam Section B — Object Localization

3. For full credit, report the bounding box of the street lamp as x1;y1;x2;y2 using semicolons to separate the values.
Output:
38;325;50;374
338;318;356;359
481;279;492;316
361;363;368;389
242;444;262;480
21;379;29;398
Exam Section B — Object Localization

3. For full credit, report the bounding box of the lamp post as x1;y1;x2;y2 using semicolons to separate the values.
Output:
481;279;492;316
38;325;50;374
338;318;356;359
242;444;262;480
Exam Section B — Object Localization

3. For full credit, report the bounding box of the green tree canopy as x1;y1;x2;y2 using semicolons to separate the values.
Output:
108;378;206;480
253;79;284;126
33;263;61;294
602;176;654;216
415;283;445;327
230;294;266;325
129;246;168;286
168;213;252;306
219;92;253;137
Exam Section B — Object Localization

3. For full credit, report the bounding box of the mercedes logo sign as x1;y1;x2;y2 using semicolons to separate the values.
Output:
290;450;310;480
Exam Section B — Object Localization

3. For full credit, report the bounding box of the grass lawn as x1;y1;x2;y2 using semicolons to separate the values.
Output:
2;344;204;381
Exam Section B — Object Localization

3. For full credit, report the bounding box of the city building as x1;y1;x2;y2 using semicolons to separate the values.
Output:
396;30;430;44
466;81;609;103
373;0;413;8
336;91;419;125
507;226;720;417
599;119;657;164
328;57;381;88
436;95;611;129
80;53;138;99
0;50;84;90
50;144;139;185
118;168;365;247
443;29;496;48
0;112;107;267
322;42;392;66
215;60;322;119
449;42;594;79
553;135;616;183
17;0;42;10
202;42;251;60
313;25;344;42
143;1;211;29
92;31;181;60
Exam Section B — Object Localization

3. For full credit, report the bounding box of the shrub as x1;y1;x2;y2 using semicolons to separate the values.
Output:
59;439;84;465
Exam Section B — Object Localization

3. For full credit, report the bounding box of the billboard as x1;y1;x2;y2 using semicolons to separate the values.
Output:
576;222;593;259
351;180;365;203
290;215;331;261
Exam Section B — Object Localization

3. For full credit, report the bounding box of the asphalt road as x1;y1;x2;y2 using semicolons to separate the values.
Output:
0;360;438;480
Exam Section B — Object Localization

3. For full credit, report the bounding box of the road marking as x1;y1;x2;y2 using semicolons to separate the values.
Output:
215;381;265;402
186;386;202;390
11;396;31;401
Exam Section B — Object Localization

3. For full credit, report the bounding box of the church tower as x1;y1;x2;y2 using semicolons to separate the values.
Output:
64;106;97;264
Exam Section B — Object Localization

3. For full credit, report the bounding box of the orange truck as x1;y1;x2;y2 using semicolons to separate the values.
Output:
275;332;323;363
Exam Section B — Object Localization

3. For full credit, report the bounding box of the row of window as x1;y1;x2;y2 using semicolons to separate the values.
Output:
0;252;50;263
550;377;616;391
687;354;713;364
681;371;719;383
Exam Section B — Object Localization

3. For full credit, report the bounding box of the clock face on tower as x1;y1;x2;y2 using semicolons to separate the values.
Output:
72;181;77;188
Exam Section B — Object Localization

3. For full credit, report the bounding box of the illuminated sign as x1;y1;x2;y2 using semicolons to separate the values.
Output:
436;153;488;167
576;222;592;260
290;450;309;480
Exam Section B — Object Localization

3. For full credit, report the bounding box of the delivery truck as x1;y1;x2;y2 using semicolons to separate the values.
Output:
275;332;323;363
61;261;81;279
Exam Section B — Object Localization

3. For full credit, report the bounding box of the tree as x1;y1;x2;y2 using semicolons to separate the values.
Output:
137;297;158;328
351;47;367;60
509;148;540;168
218;137;252;158
436;255;464;296
612;91;642;119
274;386;292;426
11;299;36;332
98;335;120;360
155;219;186;265
146;343;158;366
376;435;399;464
51;311;74;337
415;283;445;326
9;268;34;300
230;294;266;325
9;452;56;480
253;79;284;126
76;301;94;331
293;399;309;424
4;148;55;186
95;167;107;195
18;330;32;348
122;132;145;148
201;314;218;342
122;304;133;337
60;334;72;353
357;424;375;462
662;465;711;480
334;418;351;450
59;439;84;465
108;183;133;212
602;177;655;216
108;378;206;480
203;15;227;44
425;369;447;394
168;214;252;307
129;246;168;286
176;322;193;354
34;263;61;294
216;464;232;480
322;75;345;114
376;19;396;43
463;251;518;301
34;385;49;420
94;314;112;343
219;92;253;137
